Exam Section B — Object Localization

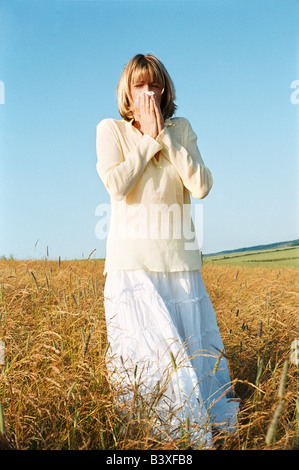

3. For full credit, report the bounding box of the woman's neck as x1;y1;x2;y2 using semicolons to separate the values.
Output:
133;119;143;134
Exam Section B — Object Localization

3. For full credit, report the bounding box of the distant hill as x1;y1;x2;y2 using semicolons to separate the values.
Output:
203;239;299;258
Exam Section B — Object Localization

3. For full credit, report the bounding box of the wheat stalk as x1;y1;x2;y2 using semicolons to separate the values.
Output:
0;403;5;435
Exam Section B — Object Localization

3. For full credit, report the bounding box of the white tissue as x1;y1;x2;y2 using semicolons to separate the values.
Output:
134;91;155;108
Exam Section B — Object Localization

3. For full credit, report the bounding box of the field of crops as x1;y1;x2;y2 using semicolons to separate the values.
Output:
0;254;298;450
204;246;299;268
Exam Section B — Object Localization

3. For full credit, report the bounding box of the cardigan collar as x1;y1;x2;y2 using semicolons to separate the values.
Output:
125;117;173;135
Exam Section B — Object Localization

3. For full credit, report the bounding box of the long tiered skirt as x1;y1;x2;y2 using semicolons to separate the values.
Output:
103;269;239;447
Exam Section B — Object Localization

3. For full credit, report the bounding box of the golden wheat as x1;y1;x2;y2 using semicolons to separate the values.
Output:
0;259;298;449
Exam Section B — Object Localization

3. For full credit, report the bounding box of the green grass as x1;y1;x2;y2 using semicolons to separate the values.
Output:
204;246;299;268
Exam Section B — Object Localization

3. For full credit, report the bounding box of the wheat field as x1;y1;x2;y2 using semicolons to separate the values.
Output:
0;258;298;450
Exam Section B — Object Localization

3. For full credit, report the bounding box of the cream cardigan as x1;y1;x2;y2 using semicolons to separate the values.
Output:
96;116;213;274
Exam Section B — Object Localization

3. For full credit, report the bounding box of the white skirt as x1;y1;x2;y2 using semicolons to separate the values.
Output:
104;269;239;447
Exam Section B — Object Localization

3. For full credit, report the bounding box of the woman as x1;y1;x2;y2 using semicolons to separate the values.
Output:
96;54;239;446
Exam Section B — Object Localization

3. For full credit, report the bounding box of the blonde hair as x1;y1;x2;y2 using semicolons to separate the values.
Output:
117;54;177;122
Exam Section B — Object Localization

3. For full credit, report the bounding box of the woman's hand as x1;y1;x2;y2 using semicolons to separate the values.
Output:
134;93;164;139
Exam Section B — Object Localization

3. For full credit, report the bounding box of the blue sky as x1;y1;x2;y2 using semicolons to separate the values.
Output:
0;0;298;260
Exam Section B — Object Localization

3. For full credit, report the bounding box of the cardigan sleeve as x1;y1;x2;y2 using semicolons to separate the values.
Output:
156;118;213;199
96;119;162;200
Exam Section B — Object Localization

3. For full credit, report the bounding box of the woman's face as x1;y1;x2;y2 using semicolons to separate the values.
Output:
130;71;163;109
